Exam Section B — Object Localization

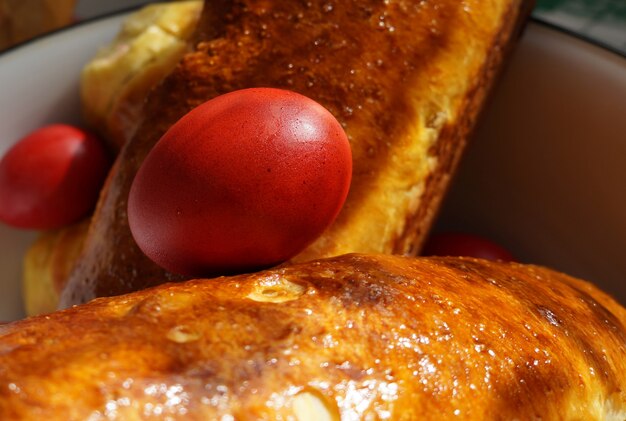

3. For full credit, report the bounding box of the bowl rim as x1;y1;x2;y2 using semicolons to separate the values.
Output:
0;3;143;58
531;15;626;60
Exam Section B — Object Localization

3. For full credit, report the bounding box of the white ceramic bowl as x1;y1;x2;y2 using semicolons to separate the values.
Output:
435;22;626;305
1;16;625;321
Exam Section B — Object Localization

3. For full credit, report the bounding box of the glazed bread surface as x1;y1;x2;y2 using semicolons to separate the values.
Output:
3;254;626;419
60;0;533;306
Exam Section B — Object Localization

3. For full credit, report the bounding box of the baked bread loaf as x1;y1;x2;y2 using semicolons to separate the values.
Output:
59;0;534;307
3;254;626;419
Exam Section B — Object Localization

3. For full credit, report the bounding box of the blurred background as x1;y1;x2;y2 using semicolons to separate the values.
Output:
1;0;625;54
534;0;626;53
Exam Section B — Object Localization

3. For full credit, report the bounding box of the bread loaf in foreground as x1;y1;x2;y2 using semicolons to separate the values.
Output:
59;0;534;307
3;254;625;419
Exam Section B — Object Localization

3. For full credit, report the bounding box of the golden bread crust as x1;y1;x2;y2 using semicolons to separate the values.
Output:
4;254;626;419
398;0;534;255
22;219;89;316
60;0;533;306
80;1;203;151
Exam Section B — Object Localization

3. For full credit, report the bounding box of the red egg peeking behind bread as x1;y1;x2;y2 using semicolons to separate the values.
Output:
128;88;352;277
0;124;110;230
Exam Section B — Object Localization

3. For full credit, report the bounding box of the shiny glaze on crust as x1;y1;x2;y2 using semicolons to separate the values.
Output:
4;254;626;419
60;0;531;306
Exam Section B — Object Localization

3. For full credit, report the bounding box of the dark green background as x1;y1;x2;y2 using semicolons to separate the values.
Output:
534;0;626;53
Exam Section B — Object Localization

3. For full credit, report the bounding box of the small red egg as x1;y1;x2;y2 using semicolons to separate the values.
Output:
422;232;515;262
0;124;110;230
